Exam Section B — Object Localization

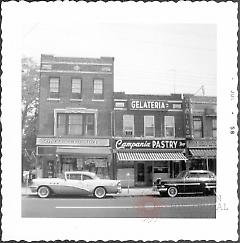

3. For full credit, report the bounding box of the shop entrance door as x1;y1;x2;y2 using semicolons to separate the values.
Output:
135;162;145;186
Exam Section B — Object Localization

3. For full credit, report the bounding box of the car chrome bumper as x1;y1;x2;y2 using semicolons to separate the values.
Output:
29;186;38;193
159;187;168;192
153;185;167;192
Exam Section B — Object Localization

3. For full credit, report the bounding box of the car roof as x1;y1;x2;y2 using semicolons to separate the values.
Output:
65;171;96;176
187;170;214;173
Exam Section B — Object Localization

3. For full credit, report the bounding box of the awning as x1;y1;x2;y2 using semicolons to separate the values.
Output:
117;152;187;161
56;147;111;156
189;149;216;158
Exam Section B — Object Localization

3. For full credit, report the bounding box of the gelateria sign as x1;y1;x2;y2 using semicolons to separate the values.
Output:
130;99;169;110
115;139;186;150
36;137;110;147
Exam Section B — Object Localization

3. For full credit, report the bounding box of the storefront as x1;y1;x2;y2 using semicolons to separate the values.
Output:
187;139;216;174
113;139;187;187
36;137;113;179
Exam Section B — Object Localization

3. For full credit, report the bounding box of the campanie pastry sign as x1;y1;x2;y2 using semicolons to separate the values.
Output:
130;99;169;110
115;139;186;150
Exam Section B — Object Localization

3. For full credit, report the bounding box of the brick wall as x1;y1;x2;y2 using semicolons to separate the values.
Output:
38;55;114;137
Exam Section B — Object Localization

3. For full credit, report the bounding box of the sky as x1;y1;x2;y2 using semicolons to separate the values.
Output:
22;5;216;96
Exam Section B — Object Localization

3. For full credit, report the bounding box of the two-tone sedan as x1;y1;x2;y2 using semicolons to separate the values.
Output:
30;171;121;199
153;170;216;197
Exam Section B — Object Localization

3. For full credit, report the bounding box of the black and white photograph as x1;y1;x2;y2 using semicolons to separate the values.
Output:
1;1;238;241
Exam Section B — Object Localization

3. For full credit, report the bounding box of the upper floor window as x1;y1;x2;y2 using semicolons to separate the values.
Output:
49;77;60;98
68;114;83;135
144;116;155;137
71;78;82;99
85;114;95;136
123;115;134;137
56;113;95;136
93;79;104;99
193;116;203;138
212;117;217;138
164;116;175;137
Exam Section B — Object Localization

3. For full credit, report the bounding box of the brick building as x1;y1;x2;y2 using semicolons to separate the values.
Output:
36;54;114;179
183;95;217;174
112;92;188;187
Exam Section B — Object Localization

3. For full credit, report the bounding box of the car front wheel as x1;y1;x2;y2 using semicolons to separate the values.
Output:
167;186;178;197
94;187;106;199
37;186;50;198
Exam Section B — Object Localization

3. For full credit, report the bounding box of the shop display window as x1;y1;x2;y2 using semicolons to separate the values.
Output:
60;157;110;179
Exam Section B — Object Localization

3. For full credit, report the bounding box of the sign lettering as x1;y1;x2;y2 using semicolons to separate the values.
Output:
36;137;110;147
115;139;186;150
130;99;169;110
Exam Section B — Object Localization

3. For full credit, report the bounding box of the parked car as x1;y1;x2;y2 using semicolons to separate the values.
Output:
153;170;216;197
30;171;121;199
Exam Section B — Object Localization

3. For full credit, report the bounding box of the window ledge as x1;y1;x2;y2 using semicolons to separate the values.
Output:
70;99;82;102
47;98;60;101
92;99;105;102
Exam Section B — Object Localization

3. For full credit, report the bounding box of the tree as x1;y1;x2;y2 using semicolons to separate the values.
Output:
22;57;39;178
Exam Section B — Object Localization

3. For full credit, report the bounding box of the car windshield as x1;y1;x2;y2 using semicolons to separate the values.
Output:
176;171;186;179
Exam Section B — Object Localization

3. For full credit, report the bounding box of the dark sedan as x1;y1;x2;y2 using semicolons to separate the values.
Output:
153;170;216;197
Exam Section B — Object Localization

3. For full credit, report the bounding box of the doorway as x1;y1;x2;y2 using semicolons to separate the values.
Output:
135;162;153;187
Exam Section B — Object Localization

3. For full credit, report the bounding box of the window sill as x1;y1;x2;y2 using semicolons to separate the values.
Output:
47;98;60;101
92;99;105;102
70;99;82;102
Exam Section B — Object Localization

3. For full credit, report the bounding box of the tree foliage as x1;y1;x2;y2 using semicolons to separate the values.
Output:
22;57;39;171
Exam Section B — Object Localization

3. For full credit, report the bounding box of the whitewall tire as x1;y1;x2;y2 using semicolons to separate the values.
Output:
94;187;106;199
167;186;178;198
37;186;50;198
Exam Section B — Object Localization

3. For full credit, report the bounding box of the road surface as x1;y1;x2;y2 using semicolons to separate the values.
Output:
22;194;216;218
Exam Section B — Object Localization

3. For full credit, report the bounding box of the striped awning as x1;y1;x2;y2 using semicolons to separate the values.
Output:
117;152;187;161
189;149;216;158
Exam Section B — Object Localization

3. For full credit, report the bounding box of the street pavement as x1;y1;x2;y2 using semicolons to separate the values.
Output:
22;192;216;218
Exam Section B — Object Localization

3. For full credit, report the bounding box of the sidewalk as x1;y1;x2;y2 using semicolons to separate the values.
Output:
22;186;159;197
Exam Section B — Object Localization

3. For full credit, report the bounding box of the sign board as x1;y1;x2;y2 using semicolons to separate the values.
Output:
36;137;110;147
183;98;193;138
187;139;216;148
115;139;186;150
130;99;169;110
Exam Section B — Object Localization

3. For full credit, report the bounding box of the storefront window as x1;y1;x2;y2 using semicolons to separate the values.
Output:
193;116;203;138
144;116;155;137
60;157;110;179
164;116;175;137
123;115;134;137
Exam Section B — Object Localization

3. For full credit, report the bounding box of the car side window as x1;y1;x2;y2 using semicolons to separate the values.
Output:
187;173;199;178
68;174;82;180
82;175;93;180
199;173;211;178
